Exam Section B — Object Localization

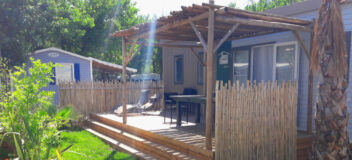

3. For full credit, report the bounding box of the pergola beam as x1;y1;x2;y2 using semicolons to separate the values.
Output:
214;23;240;52
216;15;312;32
126;41;202;48
190;21;208;52
131;11;210;40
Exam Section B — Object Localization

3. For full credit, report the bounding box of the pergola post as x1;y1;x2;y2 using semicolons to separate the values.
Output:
205;3;215;151
307;30;314;134
291;30;314;134
122;37;127;124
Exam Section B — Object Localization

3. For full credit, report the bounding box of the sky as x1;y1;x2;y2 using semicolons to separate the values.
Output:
132;0;252;17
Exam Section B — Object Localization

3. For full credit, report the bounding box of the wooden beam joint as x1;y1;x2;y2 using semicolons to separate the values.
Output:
190;21;208;52
214;23;240;52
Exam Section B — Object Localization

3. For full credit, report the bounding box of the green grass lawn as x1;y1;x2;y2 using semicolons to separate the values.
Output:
56;130;136;160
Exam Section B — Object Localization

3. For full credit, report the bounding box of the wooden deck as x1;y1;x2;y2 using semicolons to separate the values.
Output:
99;113;216;151
86;113;313;159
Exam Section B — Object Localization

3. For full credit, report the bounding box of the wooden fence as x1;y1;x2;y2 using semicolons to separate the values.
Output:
215;81;297;160
58;81;164;115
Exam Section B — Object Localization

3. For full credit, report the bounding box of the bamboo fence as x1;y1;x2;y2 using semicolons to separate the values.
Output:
215;80;297;160
58;81;164;116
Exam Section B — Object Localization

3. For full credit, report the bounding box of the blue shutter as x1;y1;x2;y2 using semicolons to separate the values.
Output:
74;63;80;82
50;64;56;85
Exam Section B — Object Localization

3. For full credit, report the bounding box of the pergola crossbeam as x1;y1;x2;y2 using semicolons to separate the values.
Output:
131;12;209;40
190;21;208;52
214;23;240;52
126;41;203;48
215;15;312;32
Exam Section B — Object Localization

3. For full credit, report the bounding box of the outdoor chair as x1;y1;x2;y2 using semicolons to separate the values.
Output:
163;92;178;124
142;93;162;111
112;90;150;114
180;88;197;123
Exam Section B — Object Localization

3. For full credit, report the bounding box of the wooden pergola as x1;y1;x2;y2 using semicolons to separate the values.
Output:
110;2;314;150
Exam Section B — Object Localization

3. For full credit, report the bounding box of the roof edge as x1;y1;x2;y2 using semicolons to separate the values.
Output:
264;0;352;16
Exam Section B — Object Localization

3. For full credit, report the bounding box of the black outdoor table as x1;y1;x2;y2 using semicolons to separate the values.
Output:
170;95;214;127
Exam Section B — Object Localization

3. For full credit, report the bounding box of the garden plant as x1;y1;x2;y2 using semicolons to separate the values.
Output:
0;58;73;159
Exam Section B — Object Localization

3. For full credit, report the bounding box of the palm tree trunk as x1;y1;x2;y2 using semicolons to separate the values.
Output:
312;0;350;159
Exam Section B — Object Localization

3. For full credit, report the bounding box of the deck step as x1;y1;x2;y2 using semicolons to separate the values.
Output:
85;120;189;160
89;113;213;160
85;128;154;160
86;113;214;160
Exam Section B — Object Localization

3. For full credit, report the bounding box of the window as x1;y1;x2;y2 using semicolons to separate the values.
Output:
251;45;274;82
275;44;297;82
197;52;204;85
56;63;75;83
250;42;298;82
233;49;250;85
174;55;184;84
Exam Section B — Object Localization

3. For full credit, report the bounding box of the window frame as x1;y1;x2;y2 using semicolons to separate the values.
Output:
55;63;75;83
232;47;251;83
174;55;184;84
250;41;299;82
197;51;204;85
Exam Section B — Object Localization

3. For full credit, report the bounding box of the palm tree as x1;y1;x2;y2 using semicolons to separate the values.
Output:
311;0;350;159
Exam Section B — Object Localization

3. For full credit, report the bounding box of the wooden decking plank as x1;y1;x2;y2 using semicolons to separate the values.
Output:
90;113;213;160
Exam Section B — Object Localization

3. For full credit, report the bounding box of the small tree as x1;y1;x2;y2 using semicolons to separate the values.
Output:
311;0;350;159
0;58;71;159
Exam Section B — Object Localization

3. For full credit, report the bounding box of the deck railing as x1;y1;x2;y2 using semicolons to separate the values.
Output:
215;80;298;160
58;81;164;115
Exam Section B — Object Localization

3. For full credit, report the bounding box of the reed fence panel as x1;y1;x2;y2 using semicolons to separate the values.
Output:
58;81;164;115
215;81;297;160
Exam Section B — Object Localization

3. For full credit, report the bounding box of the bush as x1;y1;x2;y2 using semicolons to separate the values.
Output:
0;58;72;159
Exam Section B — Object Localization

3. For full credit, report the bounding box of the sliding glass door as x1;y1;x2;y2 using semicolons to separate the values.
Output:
251;45;274;82
232;42;298;84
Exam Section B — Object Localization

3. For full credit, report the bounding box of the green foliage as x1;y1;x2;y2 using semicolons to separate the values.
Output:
1;0;161;74
0;58;73;159
0;0;150;69
0;58;11;103
244;0;303;12
129;46;162;74
80;0;147;64
229;2;237;8
53;130;135;159
0;0;94;66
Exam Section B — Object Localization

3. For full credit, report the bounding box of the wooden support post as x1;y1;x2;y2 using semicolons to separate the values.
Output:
205;4;215;151
122;37;127;124
307;30;314;134
190;21;208;52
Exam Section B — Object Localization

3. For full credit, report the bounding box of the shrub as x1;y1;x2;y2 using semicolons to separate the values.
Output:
0;58;72;159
